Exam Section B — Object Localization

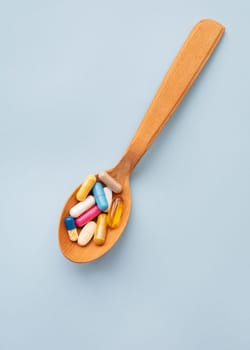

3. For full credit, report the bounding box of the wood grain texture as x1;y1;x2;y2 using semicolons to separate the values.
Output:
115;19;225;175
58;19;225;263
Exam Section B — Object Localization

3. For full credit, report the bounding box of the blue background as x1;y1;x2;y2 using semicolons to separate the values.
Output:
1;0;250;349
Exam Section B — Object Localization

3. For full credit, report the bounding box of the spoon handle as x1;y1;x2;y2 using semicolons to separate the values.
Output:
116;19;224;175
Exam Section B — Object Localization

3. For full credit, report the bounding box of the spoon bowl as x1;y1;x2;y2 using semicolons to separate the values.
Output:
58;19;225;263
58;167;131;263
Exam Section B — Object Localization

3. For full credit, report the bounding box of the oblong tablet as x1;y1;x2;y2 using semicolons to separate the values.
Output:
77;221;96;246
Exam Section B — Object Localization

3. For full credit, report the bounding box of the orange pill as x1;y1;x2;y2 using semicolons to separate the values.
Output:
107;197;123;229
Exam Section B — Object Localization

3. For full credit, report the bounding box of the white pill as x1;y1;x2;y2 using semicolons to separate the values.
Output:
70;195;95;218
77;221;96;246
103;187;112;212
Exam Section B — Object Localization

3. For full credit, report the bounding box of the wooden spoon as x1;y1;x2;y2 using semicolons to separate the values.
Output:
58;19;224;263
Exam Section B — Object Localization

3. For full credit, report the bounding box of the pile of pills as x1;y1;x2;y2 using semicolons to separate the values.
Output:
64;172;123;247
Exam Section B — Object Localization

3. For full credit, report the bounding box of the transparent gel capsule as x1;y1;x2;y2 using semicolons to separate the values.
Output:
94;213;107;246
107;197;123;229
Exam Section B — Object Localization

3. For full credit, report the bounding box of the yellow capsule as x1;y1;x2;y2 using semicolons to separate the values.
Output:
94;214;107;246
76;175;96;201
107;197;123;228
68;228;78;242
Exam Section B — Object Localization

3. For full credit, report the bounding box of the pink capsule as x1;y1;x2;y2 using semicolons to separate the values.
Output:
75;205;101;227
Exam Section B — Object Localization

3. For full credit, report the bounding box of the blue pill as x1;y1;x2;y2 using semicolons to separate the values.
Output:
93;182;108;211
64;216;76;230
